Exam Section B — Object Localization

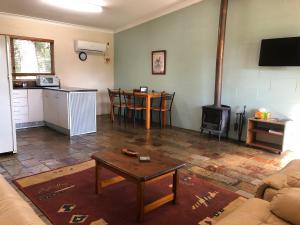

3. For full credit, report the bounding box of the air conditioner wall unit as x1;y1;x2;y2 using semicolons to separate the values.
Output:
74;40;107;54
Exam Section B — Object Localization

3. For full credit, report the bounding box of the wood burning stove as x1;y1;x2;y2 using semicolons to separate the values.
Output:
201;105;231;141
201;0;231;141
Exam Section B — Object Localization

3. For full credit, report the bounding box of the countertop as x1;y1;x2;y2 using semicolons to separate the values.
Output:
13;86;98;92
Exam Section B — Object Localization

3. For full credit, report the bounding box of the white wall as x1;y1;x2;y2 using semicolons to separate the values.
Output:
0;13;114;115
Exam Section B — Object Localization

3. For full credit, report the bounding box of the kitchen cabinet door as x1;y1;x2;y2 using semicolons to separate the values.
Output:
56;92;69;129
43;90;58;125
12;89;27;98
28;89;44;122
12;90;29;124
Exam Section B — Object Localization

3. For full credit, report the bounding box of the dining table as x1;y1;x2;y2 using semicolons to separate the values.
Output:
110;89;167;129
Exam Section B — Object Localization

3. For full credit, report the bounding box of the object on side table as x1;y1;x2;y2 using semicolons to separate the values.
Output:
255;108;271;120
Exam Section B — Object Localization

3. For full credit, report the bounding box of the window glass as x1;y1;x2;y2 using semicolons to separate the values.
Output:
11;37;54;75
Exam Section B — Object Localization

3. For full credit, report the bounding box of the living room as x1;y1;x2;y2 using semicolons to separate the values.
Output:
0;0;300;224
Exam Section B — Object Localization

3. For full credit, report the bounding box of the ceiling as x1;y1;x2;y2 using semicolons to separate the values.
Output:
0;0;202;32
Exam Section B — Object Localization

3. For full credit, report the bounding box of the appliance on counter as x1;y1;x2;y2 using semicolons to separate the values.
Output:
36;75;60;87
0;35;17;154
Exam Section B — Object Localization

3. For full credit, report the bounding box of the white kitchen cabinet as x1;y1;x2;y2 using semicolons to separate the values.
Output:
12;89;27;98
69;92;96;136
43;90;59;126
12;90;29;125
13;106;28;115
13;89;44;128
28;89;44;122
43;89;96;136
43;90;69;130
13;88;96;135
57;91;69;129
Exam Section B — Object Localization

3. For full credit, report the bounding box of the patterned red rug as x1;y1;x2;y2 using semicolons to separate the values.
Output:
14;161;240;225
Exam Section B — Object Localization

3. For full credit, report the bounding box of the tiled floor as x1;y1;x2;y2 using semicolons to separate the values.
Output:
0;115;298;224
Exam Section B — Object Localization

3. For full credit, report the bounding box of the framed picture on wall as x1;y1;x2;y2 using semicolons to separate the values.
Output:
152;50;166;75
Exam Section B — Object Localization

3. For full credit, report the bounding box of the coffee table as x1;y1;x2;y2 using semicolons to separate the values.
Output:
91;150;185;222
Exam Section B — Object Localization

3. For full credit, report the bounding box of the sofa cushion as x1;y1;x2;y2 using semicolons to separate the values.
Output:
271;188;300;225
215;198;290;225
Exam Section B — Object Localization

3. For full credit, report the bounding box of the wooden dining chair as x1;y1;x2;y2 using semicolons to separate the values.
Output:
151;92;175;128
150;90;160;122
107;88;126;124
132;89;145;120
123;91;147;127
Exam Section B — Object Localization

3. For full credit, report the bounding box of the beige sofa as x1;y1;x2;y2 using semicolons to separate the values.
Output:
256;159;300;201
214;198;290;225
215;160;300;225
0;175;46;225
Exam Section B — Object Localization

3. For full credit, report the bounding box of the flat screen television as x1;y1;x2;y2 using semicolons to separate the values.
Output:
259;37;300;66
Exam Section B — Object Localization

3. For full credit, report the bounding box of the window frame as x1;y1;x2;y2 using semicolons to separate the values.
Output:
10;35;55;76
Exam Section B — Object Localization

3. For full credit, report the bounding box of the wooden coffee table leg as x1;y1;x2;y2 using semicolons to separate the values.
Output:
95;162;102;194
172;170;179;204
137;182;145;222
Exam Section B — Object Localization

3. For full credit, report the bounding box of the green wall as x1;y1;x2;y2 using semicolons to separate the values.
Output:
115;0;300;137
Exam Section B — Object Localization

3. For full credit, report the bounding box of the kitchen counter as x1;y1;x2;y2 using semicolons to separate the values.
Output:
13;86;98;92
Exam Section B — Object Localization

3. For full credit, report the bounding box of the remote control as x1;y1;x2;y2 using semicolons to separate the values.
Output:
139;156;151;162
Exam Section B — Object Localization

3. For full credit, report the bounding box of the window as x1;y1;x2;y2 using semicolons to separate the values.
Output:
10;36;55;77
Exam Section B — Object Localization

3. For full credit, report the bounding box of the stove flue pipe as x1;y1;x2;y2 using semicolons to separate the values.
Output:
214;0;228;107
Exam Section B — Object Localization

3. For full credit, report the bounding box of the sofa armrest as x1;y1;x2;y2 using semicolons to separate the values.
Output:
0;175;46;225
215;198;290;225
255;159;300;201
